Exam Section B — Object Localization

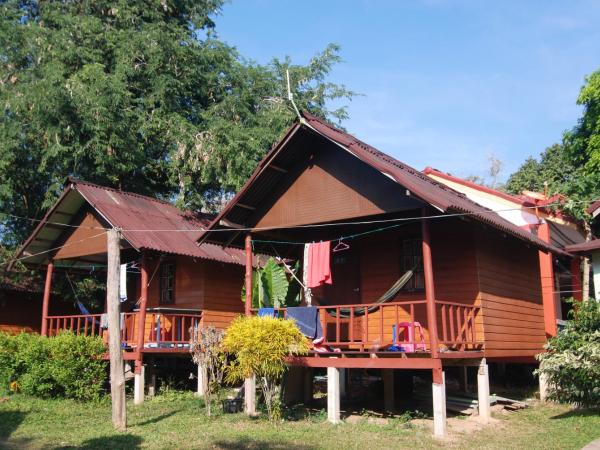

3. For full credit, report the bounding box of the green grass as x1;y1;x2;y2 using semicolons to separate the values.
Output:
0;393;598;450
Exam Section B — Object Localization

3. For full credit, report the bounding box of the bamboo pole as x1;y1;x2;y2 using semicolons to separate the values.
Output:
107;228;126;431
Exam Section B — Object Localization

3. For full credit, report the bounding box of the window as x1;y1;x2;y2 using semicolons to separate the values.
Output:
159;262;176;305
401;238;424;291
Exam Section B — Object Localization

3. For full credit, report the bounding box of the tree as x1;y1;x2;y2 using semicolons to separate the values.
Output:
222;316;309;421
0;1;355;245
190;326;226;416
505;144;575;196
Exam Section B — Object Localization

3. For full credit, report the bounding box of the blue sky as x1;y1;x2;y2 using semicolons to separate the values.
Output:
214;0;600;182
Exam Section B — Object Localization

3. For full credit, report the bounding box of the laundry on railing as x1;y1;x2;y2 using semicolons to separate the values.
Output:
286;306;323;341
302;241;332;289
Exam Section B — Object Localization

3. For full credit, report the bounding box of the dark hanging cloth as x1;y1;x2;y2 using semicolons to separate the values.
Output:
286;306;323;341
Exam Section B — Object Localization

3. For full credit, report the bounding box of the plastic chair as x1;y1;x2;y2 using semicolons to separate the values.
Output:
392;321;427;353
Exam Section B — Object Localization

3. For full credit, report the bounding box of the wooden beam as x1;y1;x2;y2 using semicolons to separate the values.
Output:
288;356;442;370
40;261;54;336
537;223;557;337
107;228;126;431
236;203;256;211
245;234;253;316
268;164;287;173
421;209;440;359
219;218;245;229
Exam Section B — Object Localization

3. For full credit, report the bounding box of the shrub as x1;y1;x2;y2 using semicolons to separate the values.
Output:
537;299;600;407
222;316;309;421
0;331;107;401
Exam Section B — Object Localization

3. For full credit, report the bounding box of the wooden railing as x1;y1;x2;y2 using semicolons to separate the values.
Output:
436;300;483;350
252;299;483;353
45;312;201;349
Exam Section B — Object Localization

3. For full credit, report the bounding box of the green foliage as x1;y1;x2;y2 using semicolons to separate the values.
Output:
537;299;600;407
222;316;309;420
242;257;301;308
0;1;354;245
505;144;576;196
0;331;107;401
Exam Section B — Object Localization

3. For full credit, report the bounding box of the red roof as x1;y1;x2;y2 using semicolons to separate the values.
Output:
589;199;600;216
565;239;600;254
15;179;247;266
198;113;567;256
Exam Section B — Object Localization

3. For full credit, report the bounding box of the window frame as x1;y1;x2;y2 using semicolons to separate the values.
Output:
159;261;176;305
400;237;425;292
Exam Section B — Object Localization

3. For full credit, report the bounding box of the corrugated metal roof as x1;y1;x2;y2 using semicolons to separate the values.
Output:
566;239;600;254
199;113;568;256
15;179;248;266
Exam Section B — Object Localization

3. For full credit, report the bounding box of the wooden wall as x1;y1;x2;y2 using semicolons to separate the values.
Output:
144;255;244;331
474;228;546;359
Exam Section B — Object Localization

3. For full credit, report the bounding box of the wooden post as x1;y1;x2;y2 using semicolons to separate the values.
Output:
421;210;439;358
244;234;252;316
107;228;126;431
537;222;557;337
570;257;583;301
40;261;54;336
383;369;395;413
134;251;149;406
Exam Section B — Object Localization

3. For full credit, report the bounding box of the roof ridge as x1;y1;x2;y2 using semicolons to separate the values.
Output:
67;177;175;207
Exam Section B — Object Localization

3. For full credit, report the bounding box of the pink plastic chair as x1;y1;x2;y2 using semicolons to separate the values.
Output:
393;321;427;353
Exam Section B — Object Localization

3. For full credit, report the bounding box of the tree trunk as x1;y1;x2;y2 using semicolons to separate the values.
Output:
107;228;127;431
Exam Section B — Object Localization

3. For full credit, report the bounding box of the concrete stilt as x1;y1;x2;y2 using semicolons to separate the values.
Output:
383;369;395;413
196;362;207;397
432;372;446;438
148;372;156;397
244;375;256;415
327;366;341;424
133;365;145;405
477;359;491;423
539;371;549;403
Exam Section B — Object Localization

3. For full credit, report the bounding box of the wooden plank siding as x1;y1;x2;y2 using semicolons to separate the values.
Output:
475;227;546;358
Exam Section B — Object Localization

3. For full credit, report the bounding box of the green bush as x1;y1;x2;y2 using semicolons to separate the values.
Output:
537;299;600;407
223;316;309;421
0;331;107;401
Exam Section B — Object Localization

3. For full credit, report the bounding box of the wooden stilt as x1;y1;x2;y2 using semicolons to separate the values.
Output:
383;369;395;413
107;228;126;431
40;261;54;336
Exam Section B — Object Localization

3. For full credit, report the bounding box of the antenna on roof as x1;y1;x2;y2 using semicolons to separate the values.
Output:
286;69;305;124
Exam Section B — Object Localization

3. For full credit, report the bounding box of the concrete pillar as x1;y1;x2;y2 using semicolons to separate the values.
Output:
477;359;490;423
327;366;341;424
244;375;256;415
592;255;600;300
539;371;549;403
303;368;314;405
432;372;446;438
134;365;145;405
196;362;207;397
383;369;395;413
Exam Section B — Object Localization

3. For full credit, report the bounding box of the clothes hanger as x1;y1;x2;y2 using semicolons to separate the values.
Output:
332;238;350;252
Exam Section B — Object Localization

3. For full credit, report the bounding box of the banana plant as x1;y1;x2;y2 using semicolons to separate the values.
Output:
241;257;301;308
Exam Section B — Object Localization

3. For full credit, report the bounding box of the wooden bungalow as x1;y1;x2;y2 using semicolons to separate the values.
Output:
198;112;577;435
12;178;249;403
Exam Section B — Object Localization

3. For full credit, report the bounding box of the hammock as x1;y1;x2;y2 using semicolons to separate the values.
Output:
317;261;419;318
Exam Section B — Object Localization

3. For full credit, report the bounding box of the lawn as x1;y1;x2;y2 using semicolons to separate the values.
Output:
0;393;598;450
